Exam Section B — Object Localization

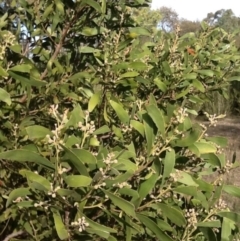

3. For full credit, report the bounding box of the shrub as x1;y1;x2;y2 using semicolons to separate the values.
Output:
1;1;240;240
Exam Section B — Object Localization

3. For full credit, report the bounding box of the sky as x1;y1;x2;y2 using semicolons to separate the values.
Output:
151;0;240;21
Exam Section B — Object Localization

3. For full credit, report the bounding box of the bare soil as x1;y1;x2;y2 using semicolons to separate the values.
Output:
198;117;240;211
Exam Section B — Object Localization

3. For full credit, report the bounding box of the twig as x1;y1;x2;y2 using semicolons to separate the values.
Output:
40;6;87;80
3;230;24;241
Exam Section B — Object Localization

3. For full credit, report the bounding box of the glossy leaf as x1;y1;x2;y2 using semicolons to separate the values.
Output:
0;88;11;105
173;186;197;197
103;190;136;217
61;145;89;176
52;209;69;240
109;100;129;125
143;113;156;156
221;217;232;241
64;175;92;187
189;142;217;156
10;64;32;73
120;71;139;79
88;93;100;112
130;120;145;137
93;125;110;135
157;203;186;227
82;0;102;13
9;71;46;87
6;188;32;208
223;185;240;198
26;125;52;140
162;150;175;186
146;104;165;136
217;211;240;223
139;174;158;199
0;150;54;169
19;170;51;191
137;214;174;241
197;220;221;228
196;69;214;77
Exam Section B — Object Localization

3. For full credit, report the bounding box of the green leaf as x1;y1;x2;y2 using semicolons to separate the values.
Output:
87;228;110;239
43;3;53;18
0;88;11;105
139;174;158;199
10;64;32;73
221;217;232;241
192;79;205;92
173;125;202;147
228;76;240;81
88;93;100;112
19;170;51;191
125;216;132;241
109;100;129;125
64;175;92;187
146;104;165;137
0;66;8;77
199;227;217;241
162;150;175;186
26;125;52;140
9;44;22;54
85;216;117;233
129;27;150;36
65;104;84;128
71;149;97;165
157;203;186;227
183;73;197;79
143;113;156;156
52;209;69;240
210;185;223;208
81;27;100;36
137;214;174;241
217;211;240;223
9;71;46;87
177;171;199;186
162;61;172;75
194;179;213;192
173;186;197;196
120;71;139;79
119;187;139;198
0;150;54;169
82;0;102;13
61;145;89;176
206;136;227;147
202;153;222;167
154;78;167;93
189;142;217;156
196;69;214;77
103;190;136;217
6;188;32;208
223;185;240;198
130;120;145;137
93;125;110;135
79;46;100;53
157;219;173;232
128;61;148;71
197;220;221;228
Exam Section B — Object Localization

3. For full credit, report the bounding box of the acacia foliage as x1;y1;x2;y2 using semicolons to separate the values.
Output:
1;0;240;240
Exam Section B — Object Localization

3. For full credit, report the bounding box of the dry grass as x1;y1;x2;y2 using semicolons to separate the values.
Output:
199;117;240;211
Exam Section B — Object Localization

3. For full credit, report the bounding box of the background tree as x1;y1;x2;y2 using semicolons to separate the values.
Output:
179;19;201;35
158;6;179;32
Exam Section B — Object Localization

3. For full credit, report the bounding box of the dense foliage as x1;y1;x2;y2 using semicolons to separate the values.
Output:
1;0;240;240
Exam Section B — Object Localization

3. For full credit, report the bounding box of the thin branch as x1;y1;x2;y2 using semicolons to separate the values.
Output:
3;230;25;241
40;24;71;80
40;6;88;80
